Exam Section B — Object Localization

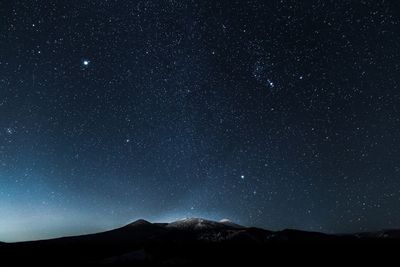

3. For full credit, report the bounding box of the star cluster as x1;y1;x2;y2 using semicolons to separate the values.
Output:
1;0;400;242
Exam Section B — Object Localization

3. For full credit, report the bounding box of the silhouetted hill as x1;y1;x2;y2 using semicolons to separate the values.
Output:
0;218;398;266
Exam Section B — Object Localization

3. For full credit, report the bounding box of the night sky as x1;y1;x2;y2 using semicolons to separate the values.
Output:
1;0;400;242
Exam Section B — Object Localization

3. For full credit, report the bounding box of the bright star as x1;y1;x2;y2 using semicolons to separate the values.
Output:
83;60;90;66
267;79;274;88
241;175;245;179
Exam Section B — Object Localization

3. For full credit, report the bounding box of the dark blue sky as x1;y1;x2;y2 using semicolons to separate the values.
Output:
1;0;400;242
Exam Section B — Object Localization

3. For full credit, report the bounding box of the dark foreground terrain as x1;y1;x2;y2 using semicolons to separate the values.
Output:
0;218;398;266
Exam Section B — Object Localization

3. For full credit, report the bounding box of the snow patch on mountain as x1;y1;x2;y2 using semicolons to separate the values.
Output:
219;219;244;229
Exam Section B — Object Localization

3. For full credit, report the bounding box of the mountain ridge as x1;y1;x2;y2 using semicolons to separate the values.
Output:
1;218;399;266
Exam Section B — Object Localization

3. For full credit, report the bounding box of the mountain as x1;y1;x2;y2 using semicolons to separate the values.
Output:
166;218;242;230
0;218;398;266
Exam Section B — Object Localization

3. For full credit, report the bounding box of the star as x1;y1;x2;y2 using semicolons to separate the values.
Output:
267;79;274;88
240;175;245;180
6;128;13;135
83;60;90;66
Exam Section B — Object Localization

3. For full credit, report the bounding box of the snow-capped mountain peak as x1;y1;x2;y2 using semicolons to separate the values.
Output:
166;218;244;230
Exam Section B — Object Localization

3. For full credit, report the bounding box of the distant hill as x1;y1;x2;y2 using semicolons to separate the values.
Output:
0;218;399;266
